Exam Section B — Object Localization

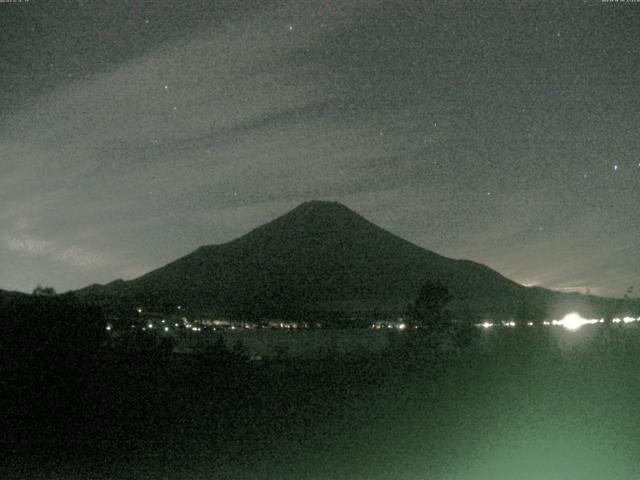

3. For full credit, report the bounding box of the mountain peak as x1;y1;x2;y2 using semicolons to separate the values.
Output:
296;199;347;208
238;200;374;244
78;200;630;322
290;200;356;216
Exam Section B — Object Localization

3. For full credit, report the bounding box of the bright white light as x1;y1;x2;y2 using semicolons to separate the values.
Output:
478;321;493;329
527;322;533;326
613;318;621;324
148;323;154;329
555;312;598;331
398;323;406;330
105;324;112;331
136;308;143;314
164;327;169;332
623;317;637;324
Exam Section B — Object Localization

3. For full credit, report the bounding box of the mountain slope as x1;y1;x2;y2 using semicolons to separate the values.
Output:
76;201;636;321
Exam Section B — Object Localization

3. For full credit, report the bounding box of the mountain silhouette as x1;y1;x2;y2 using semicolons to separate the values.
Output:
76;201;636;322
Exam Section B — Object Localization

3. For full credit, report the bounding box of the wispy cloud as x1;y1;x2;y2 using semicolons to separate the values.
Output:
0;1;638;296
5;234;111;270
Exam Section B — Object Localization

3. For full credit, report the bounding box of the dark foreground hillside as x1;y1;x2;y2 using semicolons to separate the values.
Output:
3;324;640;480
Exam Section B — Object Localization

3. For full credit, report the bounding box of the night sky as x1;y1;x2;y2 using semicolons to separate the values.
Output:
1;0;638;297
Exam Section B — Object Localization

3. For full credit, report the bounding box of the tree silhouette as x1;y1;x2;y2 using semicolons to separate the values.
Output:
32;284;57;296
408;280;452;329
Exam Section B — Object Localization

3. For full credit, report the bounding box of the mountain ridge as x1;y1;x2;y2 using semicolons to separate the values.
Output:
76;201;637;322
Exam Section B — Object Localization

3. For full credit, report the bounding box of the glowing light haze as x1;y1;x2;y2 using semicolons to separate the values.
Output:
552;312;600;331
476;313;640;331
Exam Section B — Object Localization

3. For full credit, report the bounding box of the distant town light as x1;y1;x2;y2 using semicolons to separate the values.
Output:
148;323;154;329
554;312;598;331
136;307;143;314
164;327;169;332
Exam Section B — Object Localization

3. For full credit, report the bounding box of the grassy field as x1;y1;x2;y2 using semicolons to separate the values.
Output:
3;324;640;479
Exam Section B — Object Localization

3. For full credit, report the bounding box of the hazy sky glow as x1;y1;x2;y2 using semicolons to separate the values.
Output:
1;0;639;296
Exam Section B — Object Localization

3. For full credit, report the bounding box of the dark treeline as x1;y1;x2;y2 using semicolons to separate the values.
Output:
0;286;476;479
0;293;103;357
1;291;107;470
0;291;105;359
3;290;640;479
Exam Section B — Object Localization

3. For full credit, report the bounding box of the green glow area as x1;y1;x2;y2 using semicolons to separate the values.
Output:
7;324;640;480
235;326;640;480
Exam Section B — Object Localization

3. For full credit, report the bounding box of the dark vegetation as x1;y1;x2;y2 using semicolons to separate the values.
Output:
4;311;640;479
0;290;105;360
2;284;640;479
0;283;475;479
